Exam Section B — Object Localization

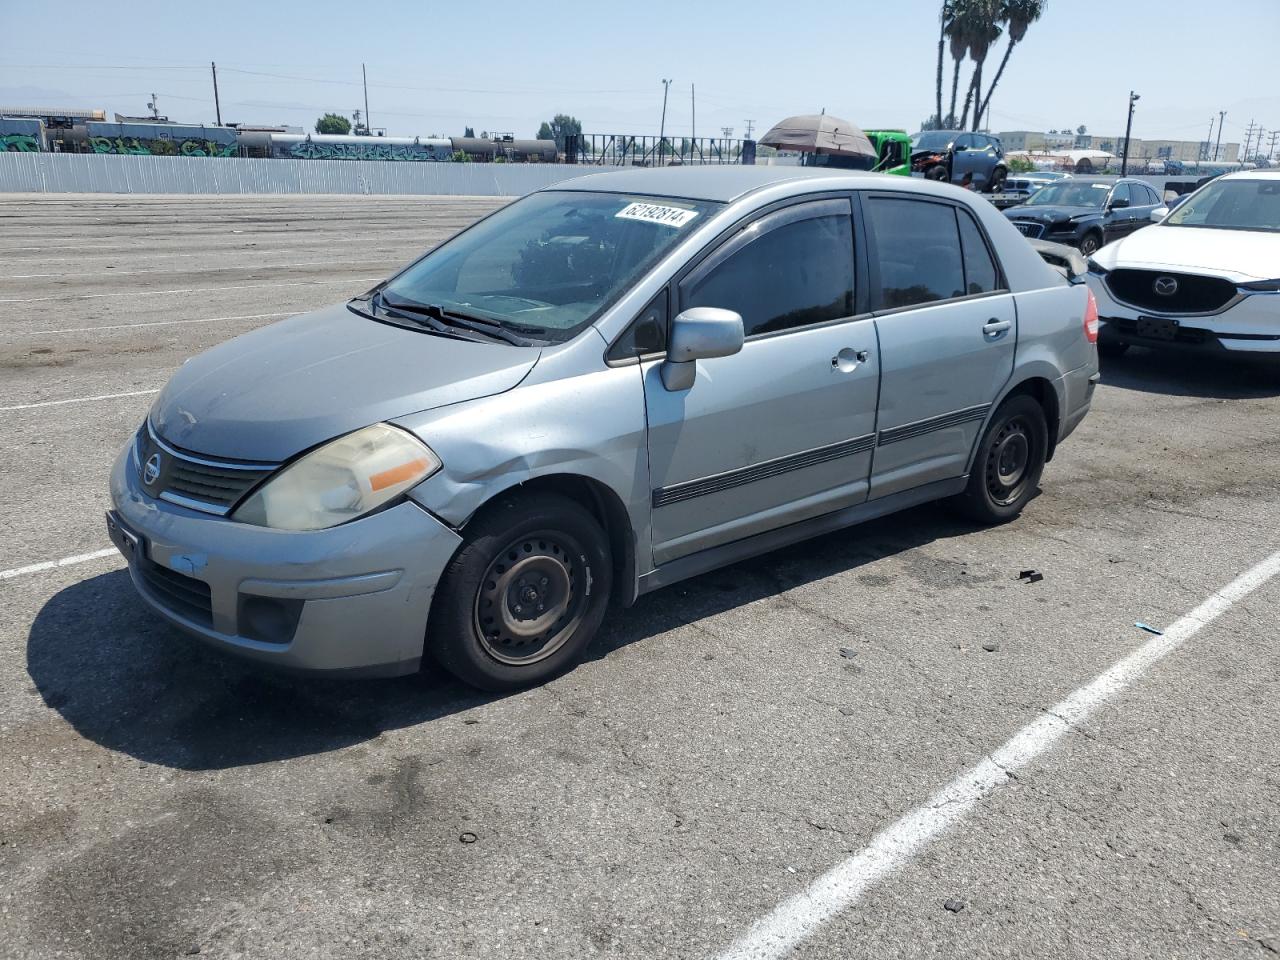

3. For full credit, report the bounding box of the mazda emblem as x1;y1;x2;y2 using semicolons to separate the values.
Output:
1153;276;1179;296
142;452;162;486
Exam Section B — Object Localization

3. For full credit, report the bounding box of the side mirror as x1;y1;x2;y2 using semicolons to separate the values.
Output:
1149;207;1169;222
660;307;744;391
1108;197;1130;210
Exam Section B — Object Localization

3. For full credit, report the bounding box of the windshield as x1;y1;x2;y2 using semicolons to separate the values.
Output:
911;131;954;152
379;191;720;342
1166;177;1280;233
1025;181;1111;208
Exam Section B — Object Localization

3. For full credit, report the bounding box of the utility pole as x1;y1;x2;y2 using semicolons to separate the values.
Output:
147;93;159;120
362;63;371;135
1213;110;1226;161
691;83;696;155
744;119;755;139
211;62;222;126
1268;129;1280;161
1242;119;1257;163
1120;91;1139;177
658;79;672;166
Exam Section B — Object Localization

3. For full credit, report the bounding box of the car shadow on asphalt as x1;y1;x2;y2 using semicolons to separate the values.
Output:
27;503;972;772
1100;347;1280;399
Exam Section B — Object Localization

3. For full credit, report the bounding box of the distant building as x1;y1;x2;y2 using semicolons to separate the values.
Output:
1002;130;1239;164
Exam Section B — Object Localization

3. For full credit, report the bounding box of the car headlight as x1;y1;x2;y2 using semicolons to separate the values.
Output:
232;423;441;531
1239;278;1280;293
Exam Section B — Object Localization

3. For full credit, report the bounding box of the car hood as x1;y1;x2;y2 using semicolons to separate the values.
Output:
1094;225;1280;281
150;304;540;462
1004;204;1097;222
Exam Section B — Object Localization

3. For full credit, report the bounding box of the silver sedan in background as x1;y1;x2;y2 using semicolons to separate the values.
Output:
108;167;1099;689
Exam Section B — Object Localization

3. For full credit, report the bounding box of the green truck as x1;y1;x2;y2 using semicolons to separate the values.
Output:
864;130;911;176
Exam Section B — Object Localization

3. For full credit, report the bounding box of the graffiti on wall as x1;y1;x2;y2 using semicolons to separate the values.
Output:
1;134;40;152
287;140;447;161
88;137;237;157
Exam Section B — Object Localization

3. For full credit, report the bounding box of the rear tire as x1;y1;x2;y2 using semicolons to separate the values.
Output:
428;493;612;691
955;395;1048;525
986;167;1007;193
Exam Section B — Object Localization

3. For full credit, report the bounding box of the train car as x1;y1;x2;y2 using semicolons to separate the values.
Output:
0;117;46;152
449;136;557;162
63;121;240;157
270;133;454;162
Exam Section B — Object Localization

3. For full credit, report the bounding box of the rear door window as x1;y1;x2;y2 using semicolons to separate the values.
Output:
682;199;855;337
866;197;966;309
957;211;1000;295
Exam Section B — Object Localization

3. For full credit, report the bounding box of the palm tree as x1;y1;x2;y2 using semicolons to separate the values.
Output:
975;0;1047;130
934;2;954;129
945;10;971;129
958;0;1002;130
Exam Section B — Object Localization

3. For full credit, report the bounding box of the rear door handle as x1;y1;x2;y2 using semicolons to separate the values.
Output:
983;319;1012;336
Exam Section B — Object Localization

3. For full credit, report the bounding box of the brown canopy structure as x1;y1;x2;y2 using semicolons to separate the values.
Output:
759;114;876;158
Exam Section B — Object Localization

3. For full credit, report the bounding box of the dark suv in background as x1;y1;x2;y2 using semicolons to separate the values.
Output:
1001;176;1164;256
910;131;1008;192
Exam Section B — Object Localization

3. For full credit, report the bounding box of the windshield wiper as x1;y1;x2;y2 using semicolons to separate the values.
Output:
378;293;537;347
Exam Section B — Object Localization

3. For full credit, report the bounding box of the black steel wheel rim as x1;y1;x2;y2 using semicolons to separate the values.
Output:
985;417;1033;506
473;531;587;666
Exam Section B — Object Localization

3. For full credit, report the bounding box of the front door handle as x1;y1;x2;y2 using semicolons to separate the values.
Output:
983;319;1012;336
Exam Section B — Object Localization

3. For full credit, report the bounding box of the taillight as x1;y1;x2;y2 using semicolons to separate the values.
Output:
1083;288;1099;344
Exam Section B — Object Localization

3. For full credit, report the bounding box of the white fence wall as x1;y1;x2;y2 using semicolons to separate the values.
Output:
0;153;601;196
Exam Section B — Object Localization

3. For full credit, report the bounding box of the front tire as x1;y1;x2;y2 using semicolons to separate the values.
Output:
926;164;950;183
1078;231;1103;257
955;395;1048;525
428;493;612;691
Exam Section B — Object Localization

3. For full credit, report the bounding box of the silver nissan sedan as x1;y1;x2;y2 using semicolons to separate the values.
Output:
108;167;1099;690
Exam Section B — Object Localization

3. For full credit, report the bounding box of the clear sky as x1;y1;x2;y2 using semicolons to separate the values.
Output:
2;0;1278;148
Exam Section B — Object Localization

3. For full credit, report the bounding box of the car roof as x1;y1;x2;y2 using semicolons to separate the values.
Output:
548;165;945;204
1223;168;1280;181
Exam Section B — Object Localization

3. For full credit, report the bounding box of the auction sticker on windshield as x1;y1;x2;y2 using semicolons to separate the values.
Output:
615;202;700;228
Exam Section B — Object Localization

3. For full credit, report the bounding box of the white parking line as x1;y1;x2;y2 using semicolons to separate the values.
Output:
0;548;120;582
0;389;159;412
716;548;1280;960
35;311;293;336
0;277;384;304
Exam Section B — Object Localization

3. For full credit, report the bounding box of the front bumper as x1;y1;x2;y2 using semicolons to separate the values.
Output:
1087;275;1280;357
109;442;463;676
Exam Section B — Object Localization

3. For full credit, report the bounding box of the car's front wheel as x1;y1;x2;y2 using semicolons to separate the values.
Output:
926;164;950;182
428;492;612;691
955;394;1048;525
1078;231;1103;257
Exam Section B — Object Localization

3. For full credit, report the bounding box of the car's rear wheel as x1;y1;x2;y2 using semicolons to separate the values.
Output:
986;167;1007;193
954;394;1048;525
428;493;612;691
1078;231;1103;257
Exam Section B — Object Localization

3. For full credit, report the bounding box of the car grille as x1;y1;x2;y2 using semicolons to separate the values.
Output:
1011;220;1045;239
136;557;214;627
137;424;278;516
1105;269;1238;314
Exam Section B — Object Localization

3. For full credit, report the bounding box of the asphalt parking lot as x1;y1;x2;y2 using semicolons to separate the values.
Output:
2;193;1278;960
